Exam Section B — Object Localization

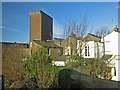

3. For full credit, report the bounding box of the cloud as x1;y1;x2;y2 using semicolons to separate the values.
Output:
53;20;64;38
0;26;24;33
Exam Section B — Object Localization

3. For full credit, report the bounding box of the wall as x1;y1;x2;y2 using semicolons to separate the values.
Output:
62;36;77;55
29;10;53;42
32;41;62;60
102;31;120;81
49;48;62;60
58;69;120;88
94;41;103;58
41;12;53;41
29;11;41;42
118;32;120;81
102;31;118;55
77;41;103;59
2;42;30;80
81;41;95;58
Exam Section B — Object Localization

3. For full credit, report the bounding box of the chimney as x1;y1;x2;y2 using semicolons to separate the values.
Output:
71;32;76;37
113;25;118;31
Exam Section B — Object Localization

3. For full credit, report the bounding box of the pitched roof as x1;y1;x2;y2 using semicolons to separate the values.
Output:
54;38;64;42
82;33;101;42
55;55;70;61
33;40;62;48
77;36;83;40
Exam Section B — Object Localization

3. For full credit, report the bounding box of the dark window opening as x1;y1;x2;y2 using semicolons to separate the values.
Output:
85;46;90;56
48;48;50;55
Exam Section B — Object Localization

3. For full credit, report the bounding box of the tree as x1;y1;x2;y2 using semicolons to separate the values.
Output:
63;17;88;38
23;46;54;88
62;17;88;67
95;26;111;37
85;58;109;78
95;26;111;56
62;18;111;79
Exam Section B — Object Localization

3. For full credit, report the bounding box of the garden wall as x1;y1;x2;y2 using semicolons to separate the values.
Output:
58;69;120;88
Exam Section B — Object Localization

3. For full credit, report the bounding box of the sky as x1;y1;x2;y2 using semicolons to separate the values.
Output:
1;2;119;43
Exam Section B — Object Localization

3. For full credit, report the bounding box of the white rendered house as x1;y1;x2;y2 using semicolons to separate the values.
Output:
77;33;104;59
101;26;120;81
77;25;120;81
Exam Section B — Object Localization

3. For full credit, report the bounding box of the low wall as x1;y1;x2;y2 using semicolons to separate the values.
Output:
58;69;120;88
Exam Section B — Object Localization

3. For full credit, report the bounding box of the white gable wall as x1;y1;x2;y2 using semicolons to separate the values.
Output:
83;41;95;58
102;31;118;55
77;40;103;59
115;32;120;81
94;42;103;59
102;31;120;81
117;32;120;81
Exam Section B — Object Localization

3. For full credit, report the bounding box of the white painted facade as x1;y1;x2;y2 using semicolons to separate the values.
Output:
77;30;120;81
102;31;120;81
77;40;103;59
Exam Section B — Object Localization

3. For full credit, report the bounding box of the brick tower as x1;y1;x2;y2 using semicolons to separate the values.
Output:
29;10;53;43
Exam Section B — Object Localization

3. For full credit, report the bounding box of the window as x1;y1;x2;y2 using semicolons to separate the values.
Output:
65;46;71;55
85;46;87;56
88;46;90;56
85;46;90;56
48;48;50;55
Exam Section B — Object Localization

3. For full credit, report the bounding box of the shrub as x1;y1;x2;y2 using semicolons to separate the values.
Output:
22;46;54;88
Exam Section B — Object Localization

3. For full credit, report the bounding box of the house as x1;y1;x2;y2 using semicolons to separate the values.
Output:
30;40;63;60
53;38;64;46
61;32;78;56
77;33;103;59
76;25;120;81
52;55;70;66
100;25;120;81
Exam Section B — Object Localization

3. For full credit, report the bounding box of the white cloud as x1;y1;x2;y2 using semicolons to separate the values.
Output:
53;20;64;38
0;26;24;33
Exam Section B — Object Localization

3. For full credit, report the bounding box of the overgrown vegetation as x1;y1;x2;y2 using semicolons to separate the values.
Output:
22;47;54;88
67;54;110;79
3;44;70;88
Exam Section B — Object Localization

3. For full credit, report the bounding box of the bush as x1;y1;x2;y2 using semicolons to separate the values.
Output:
22;46;54;88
